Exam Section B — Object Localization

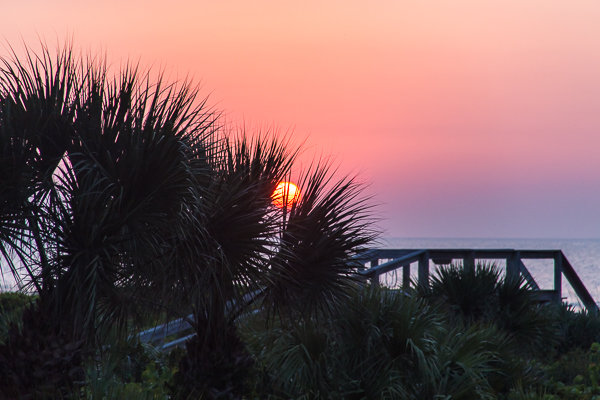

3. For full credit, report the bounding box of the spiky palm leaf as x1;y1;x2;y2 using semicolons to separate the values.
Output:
0;42;82;294
428;261;558;359
425;324;499;400
169;134;377;398
247;289;410;399
0;41;218;397
263;161;377;320
48;62;216;342
429;261;501;323
494;273;557;356
0;42;93;399
168;133;300;399
247;288;511;399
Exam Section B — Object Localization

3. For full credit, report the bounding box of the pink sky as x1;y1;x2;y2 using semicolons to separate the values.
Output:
3;1;600;238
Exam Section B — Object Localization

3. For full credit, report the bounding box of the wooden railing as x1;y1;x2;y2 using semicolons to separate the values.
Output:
354;248;599;314
138;248;599;351
136;290;262;351
137;314;195;352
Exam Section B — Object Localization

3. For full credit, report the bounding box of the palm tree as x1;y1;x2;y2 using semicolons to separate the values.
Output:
0;43;93;398
0;41;378;399
428;261;558;357
0;41;217;397
167;133;377;398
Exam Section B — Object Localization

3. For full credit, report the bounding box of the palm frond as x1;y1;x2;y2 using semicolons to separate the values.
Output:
1;40;219;344
429;261;501;322
263;160;378;319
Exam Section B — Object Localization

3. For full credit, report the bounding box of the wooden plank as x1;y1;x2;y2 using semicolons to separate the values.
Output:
518;259;540;290
403;263;411;291
427;249;476;259
518;250;558;259
139;289;263;344
464;251;475;273
353;248;598;314
472;249;514;258
358;250;426;277
352;249;415;262
428;249;516;259
429;249;555;259
506;251;518;281
554;251;562;301
159;333;194;352
532;290;560;303
371;249;417;259
371;271;380;289
418;251;430;292
472;249;515;258
138;315;193;343
560;253;599;314
371;259;380;290
433;249;556;259
370;259;380;270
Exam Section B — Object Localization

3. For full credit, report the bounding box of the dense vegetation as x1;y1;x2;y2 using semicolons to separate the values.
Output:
2;42;600;399
3;265;600;399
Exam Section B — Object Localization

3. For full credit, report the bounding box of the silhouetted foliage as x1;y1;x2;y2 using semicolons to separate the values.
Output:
427;261;558;358
0;40;377;399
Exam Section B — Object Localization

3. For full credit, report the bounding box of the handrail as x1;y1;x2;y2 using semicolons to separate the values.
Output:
356;250;426;276
358;248;599;314
137;315;193;344
137;247;599;352
136;289;263;350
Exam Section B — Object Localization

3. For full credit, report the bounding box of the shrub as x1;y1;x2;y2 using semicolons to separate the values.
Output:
428;261;558;358
82;339;184;400
554;303;600;355
0;292;35;344
242;287;537;399
0;291;35;315
428;261;501;323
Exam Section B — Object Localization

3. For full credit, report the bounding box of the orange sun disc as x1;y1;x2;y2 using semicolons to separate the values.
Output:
272;182;300;209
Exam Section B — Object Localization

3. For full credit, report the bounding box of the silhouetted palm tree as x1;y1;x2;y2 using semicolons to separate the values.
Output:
0;41;217;397
0;41;377;399
166;133;377;398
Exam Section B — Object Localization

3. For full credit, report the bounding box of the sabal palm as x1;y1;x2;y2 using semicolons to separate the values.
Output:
0;42;377;398
170;134;377;398
1;42;216;339
429;262;557;358
0;43;218;397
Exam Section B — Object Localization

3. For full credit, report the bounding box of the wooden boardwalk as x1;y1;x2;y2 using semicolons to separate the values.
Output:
139;248;599;350
354;248;599;314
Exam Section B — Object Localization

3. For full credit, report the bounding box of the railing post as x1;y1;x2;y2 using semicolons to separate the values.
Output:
418;251;430;292
506;251;519;281
464;251;475;273
403;263;411;291
371;271;380;290
554;251;562;303
371;259;380;291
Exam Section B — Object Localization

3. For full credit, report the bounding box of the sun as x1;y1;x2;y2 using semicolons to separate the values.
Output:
272;181;300;209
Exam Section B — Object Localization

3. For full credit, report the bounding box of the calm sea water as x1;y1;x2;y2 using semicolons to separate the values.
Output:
378;237;600;306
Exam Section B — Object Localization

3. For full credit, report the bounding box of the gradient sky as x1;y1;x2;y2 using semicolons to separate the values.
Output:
2;1;600;239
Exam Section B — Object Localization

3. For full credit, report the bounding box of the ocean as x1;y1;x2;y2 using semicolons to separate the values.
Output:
378;237;600;307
